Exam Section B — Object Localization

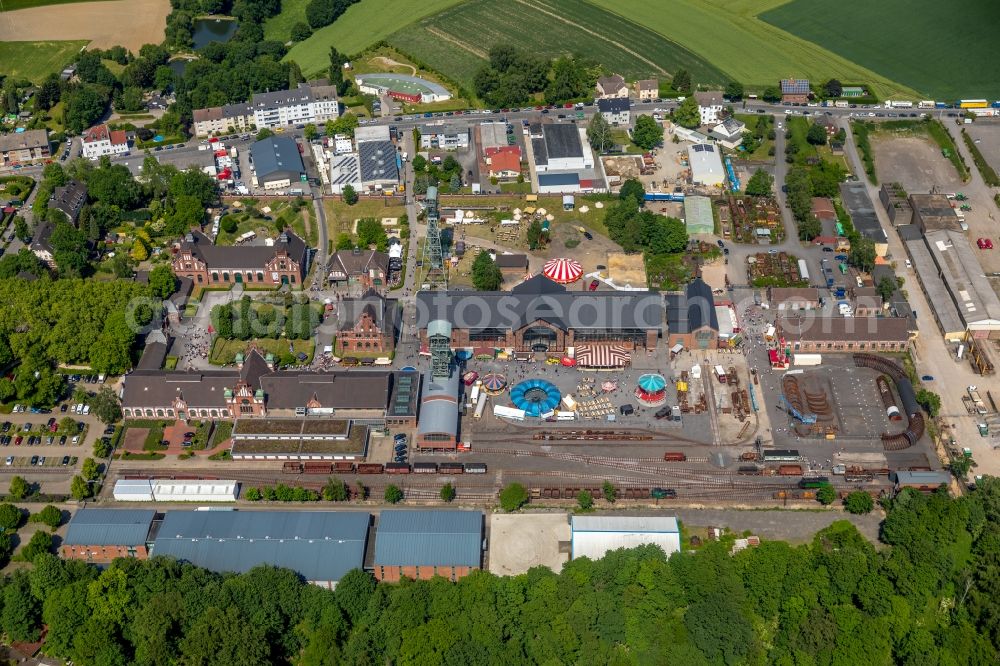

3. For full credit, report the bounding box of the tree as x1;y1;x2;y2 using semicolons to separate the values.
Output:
13;216;30;243
844;491;875;514
411;154;427;172
322;478;348;501
849;237;876;272
724;81;744;100
356;217;387;250
90;387;122;425
602;480;616;503
471;251;502;291
303;123;318;141
877;276;896;303
326;112;358;137
915;389;942;417
526;219;545;250
619;178;646;203
440;482;456;503
21;530;55;561
673;96;700;129
93;437;113;459
221;216;239;234
577;490;594;510
81;458;100;482
798;216;822;241
384;484;403;504
327;46;348;94
8;476;28;500
70;475;91;501
824;79;843;98
671;69;691;93
586;113;613;153
290;21;312;42
499;482;528;512
817;485;837;505
335;233;353;250
0;503;23;530
147;264;178;300
342;184;358;205
244;487;262;501
807;123;828;146
632;115;663;149
256;128;275;141
744;168;774;196
762;86;782;103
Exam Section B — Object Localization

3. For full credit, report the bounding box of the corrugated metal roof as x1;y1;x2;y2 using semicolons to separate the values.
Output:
418;369;459;437
374;510;482;567
152;511;369;582
113;479;154;498
64;508;155;546
572;515;679;533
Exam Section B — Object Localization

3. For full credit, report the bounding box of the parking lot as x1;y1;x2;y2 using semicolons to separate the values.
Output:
871;135;965;192
963;121;1000;175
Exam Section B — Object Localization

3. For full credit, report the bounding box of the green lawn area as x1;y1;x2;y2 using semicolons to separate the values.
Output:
0;40;87;84
284;0;464;76
209;337;315;366
323;198;406;250
785;116;820;165
438;194;613;236
734;113;775;161
589;0;918;99
610;129;644;155
263;0;309;42
218;200;315;246
761;0;1000;100
387;0;724;91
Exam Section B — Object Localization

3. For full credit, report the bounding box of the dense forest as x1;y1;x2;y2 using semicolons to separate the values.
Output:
2;481;998;664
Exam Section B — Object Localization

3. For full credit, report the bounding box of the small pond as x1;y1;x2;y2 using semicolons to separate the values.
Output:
193;18;238;49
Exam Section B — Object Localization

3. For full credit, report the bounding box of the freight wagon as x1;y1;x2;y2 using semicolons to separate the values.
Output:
777;464;804;476
663;452;687;462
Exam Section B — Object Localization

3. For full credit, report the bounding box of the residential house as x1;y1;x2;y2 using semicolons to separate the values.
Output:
694;90;724;126
634;79;658;102
597;98;630;126
49;179;88;224
171;228;308;287
251;81;340;129
0;129;49;166
419;123;469;150
82;124;130;160
328;248;390;289
595;74;628;99
29;222;55;266
483;145;521;180
780;78;811;104
709;117;746;149
250;136;305;190
192;102;254;137
337;290;398;354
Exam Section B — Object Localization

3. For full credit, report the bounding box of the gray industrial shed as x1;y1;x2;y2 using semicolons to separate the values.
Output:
64;508;155;547
250;136;305;187
416;368;459;450
373;510;482;581
152;510;370;589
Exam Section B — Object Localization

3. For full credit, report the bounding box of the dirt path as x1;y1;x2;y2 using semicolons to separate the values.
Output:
514;0;668;76
370;56;417;76
0;0;169;51
425;26;488;60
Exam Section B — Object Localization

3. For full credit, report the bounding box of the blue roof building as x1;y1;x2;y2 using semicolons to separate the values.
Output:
152;510;370;588
61;508;156;563
374;510;482;581
250;136;305;189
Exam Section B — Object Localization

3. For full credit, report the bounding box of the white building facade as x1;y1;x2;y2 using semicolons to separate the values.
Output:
570;515;681;560
82;124;130;160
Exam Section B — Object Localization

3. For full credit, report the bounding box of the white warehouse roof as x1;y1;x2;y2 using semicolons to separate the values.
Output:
152;480;239;502
688;143;725;187
571;515;681;560
113;479;154;501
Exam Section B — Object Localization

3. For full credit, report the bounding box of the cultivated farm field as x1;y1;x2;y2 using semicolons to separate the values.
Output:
388;0;726;90
0;40;87;83
263;0;309;43
283;0;463;76
0;0;169;52
761;0;1000;100
0;0;96;9
589;0;918;99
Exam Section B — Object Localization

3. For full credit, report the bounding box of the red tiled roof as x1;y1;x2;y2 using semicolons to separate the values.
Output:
83;124;110;143
109;130;128;146
485;146;521;173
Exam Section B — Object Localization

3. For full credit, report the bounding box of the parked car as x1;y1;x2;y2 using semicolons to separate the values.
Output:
29;456;38;466
5;456;12;466
61;456;70;466
583;231;593;240
589;279;600;291
977;238;993;249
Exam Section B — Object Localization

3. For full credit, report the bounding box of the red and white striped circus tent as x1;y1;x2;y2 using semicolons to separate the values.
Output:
542;257;583;284
575;344;631;368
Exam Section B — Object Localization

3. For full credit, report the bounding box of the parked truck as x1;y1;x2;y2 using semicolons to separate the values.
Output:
714;365;727;383
968;386;988;414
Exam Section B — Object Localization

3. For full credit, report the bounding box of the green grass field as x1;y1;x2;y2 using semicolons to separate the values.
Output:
588;0;918;99
283;0;464;76
388;0;725;90
0;0;97;10
263;0;308;43
0;40;87;83
761;0;1000;100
